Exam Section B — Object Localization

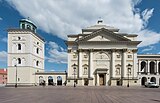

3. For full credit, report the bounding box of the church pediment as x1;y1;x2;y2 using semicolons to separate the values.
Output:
78;28;130;42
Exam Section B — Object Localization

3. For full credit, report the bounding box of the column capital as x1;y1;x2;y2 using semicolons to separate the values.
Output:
132;49;138;53
111;49;117;52
77;49;83;52
67;49;71;53
122;49;127;52
89;49;94;52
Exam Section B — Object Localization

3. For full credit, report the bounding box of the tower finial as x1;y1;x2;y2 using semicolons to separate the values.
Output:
27;17;30;20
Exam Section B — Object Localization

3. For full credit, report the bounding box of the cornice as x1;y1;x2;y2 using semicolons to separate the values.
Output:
78;41;141;45
8;53;44;60
8;66;44;70
8;28;45;42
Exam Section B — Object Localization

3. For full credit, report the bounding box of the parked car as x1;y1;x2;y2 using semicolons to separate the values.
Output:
145;82;159;88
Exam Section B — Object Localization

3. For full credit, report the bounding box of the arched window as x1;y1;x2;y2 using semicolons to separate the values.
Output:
18;58;21;64
141;61;146;71
57;76;62;85
36;61;39;66
141;77;147;85
18;37;21;40
128;68;131;75
27;25;31;30
18;44;21;50
116;68;120;75
22;24;25;29
73;67;77;75
36;48;39;54
150;77;156;83
150;61;155;74
39;76;44;85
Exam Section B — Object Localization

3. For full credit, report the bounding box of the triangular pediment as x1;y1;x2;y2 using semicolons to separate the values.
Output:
78;28;130;42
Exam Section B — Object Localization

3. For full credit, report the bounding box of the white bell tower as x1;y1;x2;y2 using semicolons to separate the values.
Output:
7;19;45;86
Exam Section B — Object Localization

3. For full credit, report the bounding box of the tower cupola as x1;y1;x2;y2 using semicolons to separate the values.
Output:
19;18;37;33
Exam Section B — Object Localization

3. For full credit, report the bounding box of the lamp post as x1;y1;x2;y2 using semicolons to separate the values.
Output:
15;65;17;88
65;70;67;86
73;63;76;87
127;69;129;87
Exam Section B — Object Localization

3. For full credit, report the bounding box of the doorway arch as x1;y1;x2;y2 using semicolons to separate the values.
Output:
141;77;147;86
150;77;156;83
39;76;44;85
57;76;62;85
48;76;53;85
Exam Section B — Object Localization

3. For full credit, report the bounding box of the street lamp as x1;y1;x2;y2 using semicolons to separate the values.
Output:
73;63;76;87
127;64;132;87
15;65;17;88
65;70;67;86
127;69;129;87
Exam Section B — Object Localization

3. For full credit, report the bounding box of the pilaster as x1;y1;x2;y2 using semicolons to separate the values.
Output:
156;60;159;75
121;49;127;78
132;49;138;77
78;49;82;78
147;60;150;75
138;60;141;75
97;73;99;86
111;49;116;78
89;49;93;78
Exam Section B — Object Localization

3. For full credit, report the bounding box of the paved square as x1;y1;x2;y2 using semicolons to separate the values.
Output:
0;86;160;103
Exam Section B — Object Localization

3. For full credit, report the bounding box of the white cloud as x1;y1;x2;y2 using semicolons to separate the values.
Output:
141;45;154;53
46;41;67;64
0;51;7;62
142;8;154;27
6;0;159;47
137;29;160;47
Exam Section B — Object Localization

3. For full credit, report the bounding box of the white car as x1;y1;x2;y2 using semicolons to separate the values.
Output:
145;82;159;88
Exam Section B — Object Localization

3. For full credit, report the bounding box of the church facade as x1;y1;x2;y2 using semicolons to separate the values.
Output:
66;20;141;86
7;19;160;87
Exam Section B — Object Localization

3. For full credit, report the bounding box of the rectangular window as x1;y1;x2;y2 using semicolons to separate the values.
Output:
117;55;120;58
128;55;132;58
128;68;131;75
116;68;120;75
73;55;77;58
84;55;87;58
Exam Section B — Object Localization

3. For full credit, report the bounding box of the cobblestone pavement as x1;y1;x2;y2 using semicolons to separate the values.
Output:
0;86;160;103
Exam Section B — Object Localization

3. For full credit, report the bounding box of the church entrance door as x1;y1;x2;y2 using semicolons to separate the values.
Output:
99;74;105;86
84;78;88;86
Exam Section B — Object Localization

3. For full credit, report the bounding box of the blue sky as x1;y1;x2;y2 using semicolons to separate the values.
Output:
0;0;160;71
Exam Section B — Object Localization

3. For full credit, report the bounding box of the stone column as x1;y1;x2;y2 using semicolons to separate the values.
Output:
89;49;93;78
97;73;99;86
156;61;159;75
78;49;82;78
133;49;138;77
121;49;127;80
138;60;141;74
147;60;150;75
111;49;116;78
